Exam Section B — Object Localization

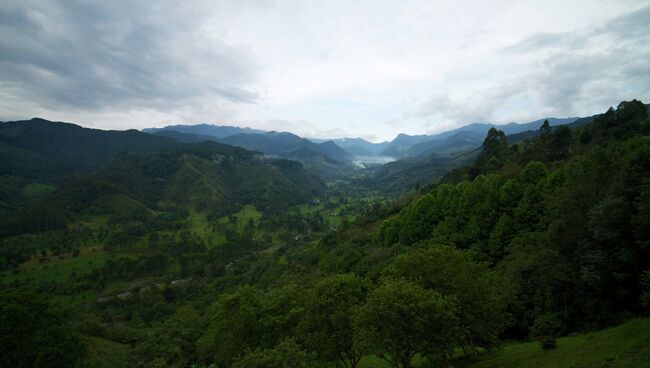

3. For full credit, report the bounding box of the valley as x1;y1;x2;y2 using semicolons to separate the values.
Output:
1;100;649;368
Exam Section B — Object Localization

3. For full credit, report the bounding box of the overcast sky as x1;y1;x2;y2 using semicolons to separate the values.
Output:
1;0;649;141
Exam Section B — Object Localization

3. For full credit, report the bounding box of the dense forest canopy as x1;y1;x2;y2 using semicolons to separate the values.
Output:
0;100;649;368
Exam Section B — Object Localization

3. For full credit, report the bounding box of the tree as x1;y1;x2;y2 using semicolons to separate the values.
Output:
382;244;508;354
354;279;458;368
0;289;85;368
300;274;370;368
520;161;547;185
549;126;572;160
497;233;572;337
487;214;515;261
540;119;551;135
260;283;307;348
616;99;647;124
197;285;263;365
476;128;508;171
131;306;205;368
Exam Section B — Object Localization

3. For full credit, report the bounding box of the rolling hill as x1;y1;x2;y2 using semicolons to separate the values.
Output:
143;124;265;138
0;118;180;184
379;117;579;158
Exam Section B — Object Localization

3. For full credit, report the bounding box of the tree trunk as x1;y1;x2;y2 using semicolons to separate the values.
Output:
468;334;478;355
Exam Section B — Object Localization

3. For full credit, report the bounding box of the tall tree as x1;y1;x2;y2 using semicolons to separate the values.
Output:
197;285;263;366
354;279;458;368
475;128;508;172
300;274;370;368
382;244;508;353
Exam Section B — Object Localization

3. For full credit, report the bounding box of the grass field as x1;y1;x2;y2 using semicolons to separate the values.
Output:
21;182;54;198
219;204;263;231
456;318;650;368
1;246;113;283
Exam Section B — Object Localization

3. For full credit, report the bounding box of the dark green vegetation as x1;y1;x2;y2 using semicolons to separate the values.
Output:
1;100;649;368
359;150;478;194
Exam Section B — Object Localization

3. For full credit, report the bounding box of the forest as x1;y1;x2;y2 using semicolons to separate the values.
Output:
0;100;649;368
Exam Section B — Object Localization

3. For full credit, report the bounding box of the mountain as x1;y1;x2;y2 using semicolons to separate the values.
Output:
149;130;219;143
380;117;579;158
280;147;358;181
2;100;648;368
0;119;327;217
142;117;581;163
359;150;480;194
406;130;485;157
315;141;355;162
220;132;354;162
310;137;390;157
0;118;180;184
58;142;325;214
143;124;265;138
380;133;432;157
147;125;356;163
1;140;327;237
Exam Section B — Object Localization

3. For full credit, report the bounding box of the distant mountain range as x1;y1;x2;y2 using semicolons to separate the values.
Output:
0;110;627;213
378;117;580;158
144;125;354;164
145;117;580;163
143;124;265;138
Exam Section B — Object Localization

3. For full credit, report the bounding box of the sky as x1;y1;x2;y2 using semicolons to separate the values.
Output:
1;0;649;142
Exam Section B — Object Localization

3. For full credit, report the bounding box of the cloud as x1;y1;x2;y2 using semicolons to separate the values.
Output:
1;1;648;140
415;4;650;130
513;5;650;114
0;0;259;113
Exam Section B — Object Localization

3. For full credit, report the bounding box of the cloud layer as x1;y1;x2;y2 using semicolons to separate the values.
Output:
1;0;649;140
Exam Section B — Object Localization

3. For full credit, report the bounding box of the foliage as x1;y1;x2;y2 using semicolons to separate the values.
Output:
300;273;370;368
354;278;459;368
0;289;85;368
382;244;508;352
197;285;264;366
1;100;649;368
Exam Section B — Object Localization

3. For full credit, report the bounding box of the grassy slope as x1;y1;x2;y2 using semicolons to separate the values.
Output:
355;319;650;368
1;246;113;283
456;318;650;368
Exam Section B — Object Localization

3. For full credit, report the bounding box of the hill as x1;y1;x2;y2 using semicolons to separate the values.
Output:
143;123;265;138
380;117;579;158
320;137;390;157
359;149;479;194
280;147;358;181
0;118;180;183
220;132;354;162
146;124;356;163
455;318;650;368
1;100;648;368
148;130;219;143
1;141;325;236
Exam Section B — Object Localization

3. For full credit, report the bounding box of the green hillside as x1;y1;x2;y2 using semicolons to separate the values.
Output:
0;118;180;183
457;318;650;368
0;100;649;368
